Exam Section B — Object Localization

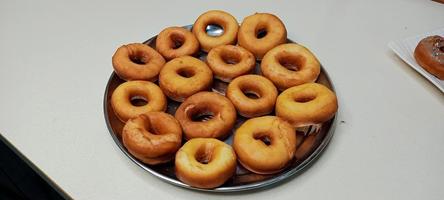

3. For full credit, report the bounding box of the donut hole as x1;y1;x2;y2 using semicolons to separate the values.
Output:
206;24;224;37
254;133;272;146
130;95;148;106
187;105;215;122
177;68;196;78
294;94;316;103
190;111;214;122
195;145;214;164
242;90;260;99
129;53;149;65
440;46;444;52
256;28;268;39
170;33;185;49
221;52;241;65
278;55;306;71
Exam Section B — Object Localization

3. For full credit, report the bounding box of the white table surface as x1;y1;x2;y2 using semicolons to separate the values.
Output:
1;0;443;199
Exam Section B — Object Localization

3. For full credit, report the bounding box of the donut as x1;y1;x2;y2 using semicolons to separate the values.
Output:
175;92;236;140
175;138;237;189
206;45;255;82
414;35;444;80
275;83;338;127
156;27;200;60
261;43;321;91
112;43;166;81
238;13;287;59
159;56;213;102
111;81;166;122
226;75;278;118
122;112;182;165
192;10;239;52
233;116;296;174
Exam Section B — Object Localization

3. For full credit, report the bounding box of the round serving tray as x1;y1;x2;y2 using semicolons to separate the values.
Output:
103;25;337;192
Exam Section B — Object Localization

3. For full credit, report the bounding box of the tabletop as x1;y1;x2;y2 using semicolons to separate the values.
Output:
1;0;443;199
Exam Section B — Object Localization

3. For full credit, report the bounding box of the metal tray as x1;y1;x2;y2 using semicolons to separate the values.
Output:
103;25;337;192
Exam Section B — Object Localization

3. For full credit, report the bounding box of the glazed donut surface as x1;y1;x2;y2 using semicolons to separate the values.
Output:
206;45;255;82
175;92;236;140
175;138;237;189
414;35;444;80
111;80;166;122
275;83;338;127
192;10;239;52
233;116;296;174
122;112;182;165
156;27;199;60
112;43;166;81
261;43;321;91
226;75;278;118
238;13;287;59
159;56;213;102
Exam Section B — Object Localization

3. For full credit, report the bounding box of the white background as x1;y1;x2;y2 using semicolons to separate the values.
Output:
1;0;443;199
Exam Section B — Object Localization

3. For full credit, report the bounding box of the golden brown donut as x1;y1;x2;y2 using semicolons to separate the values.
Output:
206;45;256;82
175;92;236;140
175;138;237;189
261;43;320;91
226;75;278;118
238;13;287;59
414;35;444;80
192;10;239;52
233;116;296;174
111;81;166;122
122;112;182;165
276;83;338;127
156;27;199;60
112;43;166;81
159;56;213;102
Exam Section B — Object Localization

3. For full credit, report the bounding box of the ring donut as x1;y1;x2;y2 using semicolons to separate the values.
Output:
111;80;166;122
414;35;444;80
233;116;296;174
206;45;255;82
159;56;213;102
275;83;338;127
156;27;199;60
238;13;287;59
175;92;236;140
122;112;182;165
175;138;237;189
226;75;278;118
112;43;166;81
192;10;239;52
261;43;321;90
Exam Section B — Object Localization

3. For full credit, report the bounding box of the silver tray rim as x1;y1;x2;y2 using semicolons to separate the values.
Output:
103;25;338;192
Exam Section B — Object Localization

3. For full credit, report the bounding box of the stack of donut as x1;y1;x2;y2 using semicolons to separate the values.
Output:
110;10;338;189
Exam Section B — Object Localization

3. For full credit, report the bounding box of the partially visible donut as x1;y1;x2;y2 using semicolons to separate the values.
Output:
261;43;321;91
112;43;166;81
175;92;236;140
159;56;213;102
156;27;199;60
175;138;237;189
233;116;296;174
192;10;239;52
122;112;182;165
238;13;287;59
414;35;444;80
111;81;166;122
275;83;338;127
226;75;278;118
206;45;255;82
